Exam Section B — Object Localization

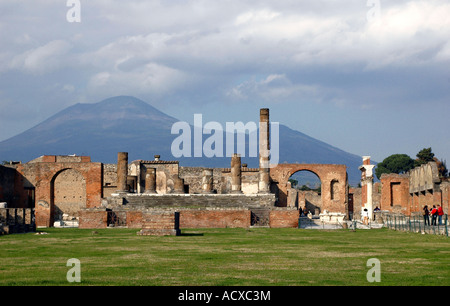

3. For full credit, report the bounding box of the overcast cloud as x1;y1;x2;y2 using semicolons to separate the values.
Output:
0;0;449;162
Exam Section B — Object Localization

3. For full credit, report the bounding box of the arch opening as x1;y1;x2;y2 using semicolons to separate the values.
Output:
51;168;86;224
287;170;322;215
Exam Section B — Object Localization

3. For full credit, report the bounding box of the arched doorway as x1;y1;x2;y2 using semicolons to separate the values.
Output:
288;170;322;215
270;163;348;215
51;168;86;224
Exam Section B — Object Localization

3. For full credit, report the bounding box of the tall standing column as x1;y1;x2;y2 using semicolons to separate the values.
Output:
359;156;375;221
231;153;243;194
144;168;156;194
202;169;214;194
116;152;128;194
259;108;270;193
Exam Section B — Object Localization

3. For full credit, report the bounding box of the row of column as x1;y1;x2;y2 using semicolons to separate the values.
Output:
115;108;271;195
116;152;185;194
116;152;268;195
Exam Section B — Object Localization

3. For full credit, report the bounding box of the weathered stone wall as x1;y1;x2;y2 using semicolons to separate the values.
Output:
297;190;322;214
14;157;103;227
53;168;86;221
380;173;410;215
78;209;107;229
180;210;250;228
179;166;259;194
137;211;180;235
103;163;118;198
269;209;299;228
179;167;225;193
0;208;35;234
118;193;276;209
271;164;348;214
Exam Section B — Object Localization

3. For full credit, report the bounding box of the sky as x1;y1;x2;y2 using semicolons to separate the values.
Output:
0;0;449;164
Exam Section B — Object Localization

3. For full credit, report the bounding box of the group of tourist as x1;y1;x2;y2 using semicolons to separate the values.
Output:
423;205;445;226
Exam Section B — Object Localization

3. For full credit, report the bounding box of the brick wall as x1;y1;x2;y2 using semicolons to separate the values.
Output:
120;193;276;209
269;209;299;228
380;174;410;214
138;211;180;236
180;210;251;228
78;210;107;229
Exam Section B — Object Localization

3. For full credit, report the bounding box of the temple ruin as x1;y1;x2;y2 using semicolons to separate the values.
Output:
1;108;449;235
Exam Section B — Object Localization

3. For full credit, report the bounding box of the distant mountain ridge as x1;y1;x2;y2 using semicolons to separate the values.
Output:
0;96;367;185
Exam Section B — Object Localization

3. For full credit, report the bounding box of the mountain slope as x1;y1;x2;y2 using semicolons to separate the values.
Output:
0;96;366;185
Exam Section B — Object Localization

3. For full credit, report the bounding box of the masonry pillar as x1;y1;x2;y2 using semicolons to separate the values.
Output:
173;177;185;194
116;152;128;194
259;108;270;193
231;153;243;194
359;156;375;221
144;168;156;194
202;169;214;194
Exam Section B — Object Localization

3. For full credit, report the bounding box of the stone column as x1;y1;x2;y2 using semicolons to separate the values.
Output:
202;169;214;194
231;153;243;194
259;108;270;193
116;152;128;194
173;177;185;194
144;168;156;194
359;156;375;221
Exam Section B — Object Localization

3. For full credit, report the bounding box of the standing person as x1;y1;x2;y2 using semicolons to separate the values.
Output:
430;205;438;226
423;205;430;226
437;205;444;225
362;208;369;225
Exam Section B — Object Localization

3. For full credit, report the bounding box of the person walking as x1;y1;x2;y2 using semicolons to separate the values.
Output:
437;205;444;225
430;205;438;226
423;205;430;226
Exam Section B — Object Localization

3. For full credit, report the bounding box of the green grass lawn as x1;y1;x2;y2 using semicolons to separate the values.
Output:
0;227;448;286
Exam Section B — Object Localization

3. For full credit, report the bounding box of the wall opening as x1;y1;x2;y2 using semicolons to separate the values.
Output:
51;168;86;223
288;170;322;215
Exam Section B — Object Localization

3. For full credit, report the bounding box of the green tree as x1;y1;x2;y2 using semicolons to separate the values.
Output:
414;147;435;167
375;154;415;180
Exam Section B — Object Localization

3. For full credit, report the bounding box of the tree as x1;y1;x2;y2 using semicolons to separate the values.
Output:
375;154;415;180
436;159;448;178
414;148;448;178
414;147;435;167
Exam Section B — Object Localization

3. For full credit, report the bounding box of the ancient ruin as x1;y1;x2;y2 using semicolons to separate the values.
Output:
1;108;449;235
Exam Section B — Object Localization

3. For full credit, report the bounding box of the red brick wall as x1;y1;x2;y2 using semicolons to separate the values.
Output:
269;209;299;228
180;210;251;228
126;211;143;228
78;210;107;229
15;161;103;227
380;174;410;214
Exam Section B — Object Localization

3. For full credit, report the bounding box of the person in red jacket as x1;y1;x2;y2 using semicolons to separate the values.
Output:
430;205;438;226
437;205;444;225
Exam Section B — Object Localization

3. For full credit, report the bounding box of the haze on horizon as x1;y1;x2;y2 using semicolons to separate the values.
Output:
0;0;449;164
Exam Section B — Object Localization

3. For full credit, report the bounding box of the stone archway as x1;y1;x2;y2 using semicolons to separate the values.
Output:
270;164;348;215
287;170;322;214
51;168;86;223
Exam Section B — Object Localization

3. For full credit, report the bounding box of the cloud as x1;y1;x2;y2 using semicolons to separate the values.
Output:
0;0;449;119
9;40;73;74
